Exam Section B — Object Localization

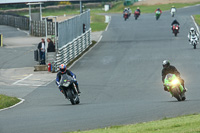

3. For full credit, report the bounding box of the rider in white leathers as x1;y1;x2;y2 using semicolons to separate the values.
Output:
188;27;199;44
170;6;176;17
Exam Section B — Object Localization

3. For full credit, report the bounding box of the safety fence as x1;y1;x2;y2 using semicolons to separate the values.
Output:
0;14;29;30
30;20;57;37
54;28;91;71
58;10;90;48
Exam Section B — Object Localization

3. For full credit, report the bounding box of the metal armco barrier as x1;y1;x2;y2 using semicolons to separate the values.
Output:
55;28;91;71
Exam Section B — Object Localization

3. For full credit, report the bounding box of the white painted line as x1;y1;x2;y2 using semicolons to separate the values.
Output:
69;35;103;69
12;74;33;85
0;98;25;112
97;35;103;43
14;83;29;86
14;83;50;87
183;4;200;9
105;16;111;31
43;78;56;86
191;15;200;34
17;28;29;35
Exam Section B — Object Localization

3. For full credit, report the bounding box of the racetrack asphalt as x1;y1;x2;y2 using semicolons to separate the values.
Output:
0;5;200;133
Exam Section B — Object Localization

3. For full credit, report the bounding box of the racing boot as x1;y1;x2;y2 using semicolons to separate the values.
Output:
76;85;81;94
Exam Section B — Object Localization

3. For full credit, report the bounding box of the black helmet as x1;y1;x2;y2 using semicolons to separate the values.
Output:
162;60;170;68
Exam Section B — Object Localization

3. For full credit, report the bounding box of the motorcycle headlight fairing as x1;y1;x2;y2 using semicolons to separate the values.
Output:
63;82;70;87
171;79;179;85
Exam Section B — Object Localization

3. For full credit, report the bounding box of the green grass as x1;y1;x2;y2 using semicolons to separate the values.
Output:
14;2;200;32
65;114;200;133
91;14;108;32
108;1;200;13
0;94;20;109
194;15;200;26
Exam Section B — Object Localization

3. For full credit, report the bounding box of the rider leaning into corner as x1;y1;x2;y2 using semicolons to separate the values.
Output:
161;60;187;92
56;64;81;94
188;27;199;44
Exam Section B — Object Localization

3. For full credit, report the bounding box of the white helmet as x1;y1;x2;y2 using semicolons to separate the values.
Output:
190;27;195;33
162;60;170;68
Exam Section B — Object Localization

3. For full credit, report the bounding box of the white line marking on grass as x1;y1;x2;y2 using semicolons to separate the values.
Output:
183;4;200;9
191;15;200;33
12;74;33;85
0;98;25;112
105;16;111;31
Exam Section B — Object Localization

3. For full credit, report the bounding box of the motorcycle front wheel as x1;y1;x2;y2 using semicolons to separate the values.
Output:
171;88;182;101
66;89;76;105
194;44;196;49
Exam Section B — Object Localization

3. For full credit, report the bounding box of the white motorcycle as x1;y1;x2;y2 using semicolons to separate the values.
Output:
190;34;199;49
170;8;176;17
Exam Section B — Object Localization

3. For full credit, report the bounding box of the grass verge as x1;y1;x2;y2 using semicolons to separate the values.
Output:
194;15;200;26
109;1;200;13
0;94;20;109
15;2;200;32
13;2;200;16
65;113;200;133
91;14;108;32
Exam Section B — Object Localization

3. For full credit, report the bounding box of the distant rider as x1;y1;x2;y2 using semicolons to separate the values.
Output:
155;8;162;14
171;19;180;26
162;60;186;92
188;27;199;44
135;7;141;15
170;5;176;14
123;8;129;17
171;19;180;32
56;64;81;94
127;7;132;16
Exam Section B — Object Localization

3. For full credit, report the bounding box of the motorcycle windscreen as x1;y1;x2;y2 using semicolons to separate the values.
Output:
164;73;175;82
60;74;74;86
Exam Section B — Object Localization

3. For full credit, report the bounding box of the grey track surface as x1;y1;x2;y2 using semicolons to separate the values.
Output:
1;5;200;133
0;25;28;38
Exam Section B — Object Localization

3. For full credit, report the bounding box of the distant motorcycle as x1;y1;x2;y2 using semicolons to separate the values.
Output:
172;24;179;36
134;11;140;20
124;12;129;21
164;74;186;101
170;8;176;17
190;34;199;49
59;74;80;105
155;11;161;20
